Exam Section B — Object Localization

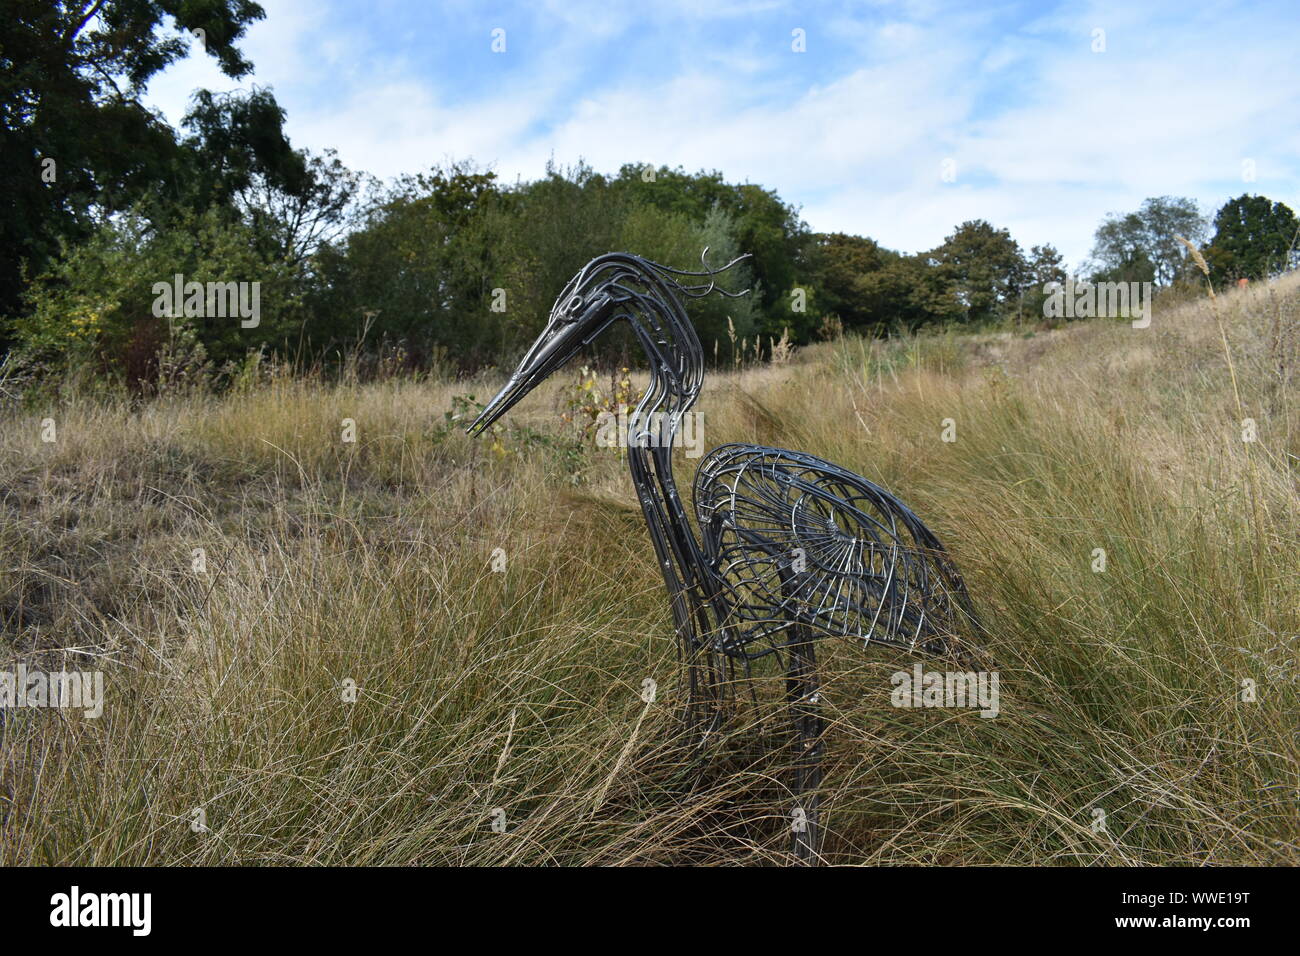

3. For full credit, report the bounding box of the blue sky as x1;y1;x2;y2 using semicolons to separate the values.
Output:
144;0;1300;269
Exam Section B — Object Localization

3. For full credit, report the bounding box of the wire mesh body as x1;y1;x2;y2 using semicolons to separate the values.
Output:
695;443;976;661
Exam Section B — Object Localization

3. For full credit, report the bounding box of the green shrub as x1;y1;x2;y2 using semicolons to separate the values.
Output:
14;207;303;387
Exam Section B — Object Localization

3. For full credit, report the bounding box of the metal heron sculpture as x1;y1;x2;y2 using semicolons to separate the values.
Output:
467;251;978;863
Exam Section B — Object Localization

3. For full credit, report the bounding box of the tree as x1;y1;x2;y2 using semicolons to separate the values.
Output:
855;253;958;331
1090;197;1206;285
1021;243;1068;322
242;148;364;268
306;162;507;363
174;87;302;212
807;233;898;333
15;206;302;385
929;220;1027;323
609;164;810;333
1025;243;1066;286
1203;194;1299;282
158;88;365;268
474;161;760;362
0;0;267;347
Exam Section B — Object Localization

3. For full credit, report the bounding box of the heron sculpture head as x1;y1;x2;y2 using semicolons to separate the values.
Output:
466;276;617;436
466;250;749;436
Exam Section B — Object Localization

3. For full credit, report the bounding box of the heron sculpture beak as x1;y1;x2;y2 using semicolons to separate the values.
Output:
466;290;616;436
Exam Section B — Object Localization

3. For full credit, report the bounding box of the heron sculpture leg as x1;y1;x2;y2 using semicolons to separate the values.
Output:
785;624;824;863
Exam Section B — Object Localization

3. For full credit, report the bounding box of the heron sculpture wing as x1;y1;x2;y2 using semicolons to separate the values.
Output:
694;443;976;660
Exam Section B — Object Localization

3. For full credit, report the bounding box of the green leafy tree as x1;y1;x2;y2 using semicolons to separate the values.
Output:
307;162;506;364
1021;243;1068;321
478;162;760;364
609;164;810;334
15;206;301;385
0;0;267;347
929;220;1028;323
244;148;363;268
617;204;759;357
1203;194;1300;283
854;253;957;331
807;233;898;333
1090;197;1206;285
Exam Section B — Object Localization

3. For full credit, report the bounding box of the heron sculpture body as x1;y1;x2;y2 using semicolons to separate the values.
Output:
468;251;976;862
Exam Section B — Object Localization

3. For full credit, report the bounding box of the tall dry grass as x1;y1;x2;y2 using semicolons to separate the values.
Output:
1;275;1297;864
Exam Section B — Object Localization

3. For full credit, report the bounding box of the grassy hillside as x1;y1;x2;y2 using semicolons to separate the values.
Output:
2;277;1297;865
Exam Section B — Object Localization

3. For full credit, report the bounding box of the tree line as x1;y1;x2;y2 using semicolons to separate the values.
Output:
4;3;1298;391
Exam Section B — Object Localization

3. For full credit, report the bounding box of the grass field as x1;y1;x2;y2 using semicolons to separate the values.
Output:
2;277;1298;865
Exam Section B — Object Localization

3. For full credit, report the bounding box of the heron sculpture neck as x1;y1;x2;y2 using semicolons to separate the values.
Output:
603;255;737;720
